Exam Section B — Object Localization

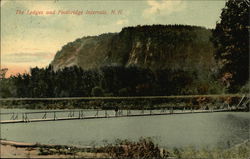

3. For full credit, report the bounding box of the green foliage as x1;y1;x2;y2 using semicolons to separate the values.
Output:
102;137;166;158
212;0;249;92
169;140;250;159
4;23;243;98
91;86;104;97
240;81;250;93
118;88;129;96
101;138;250;159
0;65;225;98
0;79;14;98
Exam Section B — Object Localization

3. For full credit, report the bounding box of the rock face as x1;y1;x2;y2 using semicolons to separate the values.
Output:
51;25;216;72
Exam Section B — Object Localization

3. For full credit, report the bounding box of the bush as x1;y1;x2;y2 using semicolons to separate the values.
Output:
118;88;129;96
91;86;104;97
102;137;168;158
240;81;250;94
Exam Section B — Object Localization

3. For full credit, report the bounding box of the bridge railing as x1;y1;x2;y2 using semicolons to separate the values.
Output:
0;106;238;124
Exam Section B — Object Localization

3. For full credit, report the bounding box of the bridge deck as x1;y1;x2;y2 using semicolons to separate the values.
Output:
0;109;231;124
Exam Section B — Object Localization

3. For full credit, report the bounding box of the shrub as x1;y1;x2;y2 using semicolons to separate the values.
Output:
102;137;168;158
91;86;104;97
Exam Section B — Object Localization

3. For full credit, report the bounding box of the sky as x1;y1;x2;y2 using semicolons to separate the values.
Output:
1;0;226;77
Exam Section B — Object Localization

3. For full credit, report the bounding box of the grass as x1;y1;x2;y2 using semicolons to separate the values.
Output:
168;140;250;159
37;144;97;157
0;94;245;101
0;94;247;110
101;138;250;159
100;137;166;158
3;137;249;158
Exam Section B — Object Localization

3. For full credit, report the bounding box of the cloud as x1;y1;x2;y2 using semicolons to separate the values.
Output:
116;19;129;25
23;1;58;11
2;52;54;63
143;0;186;18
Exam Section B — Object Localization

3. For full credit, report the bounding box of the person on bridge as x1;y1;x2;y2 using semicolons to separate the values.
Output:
115;106;119;117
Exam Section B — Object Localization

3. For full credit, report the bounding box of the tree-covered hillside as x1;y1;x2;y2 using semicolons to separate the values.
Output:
51;25;216;74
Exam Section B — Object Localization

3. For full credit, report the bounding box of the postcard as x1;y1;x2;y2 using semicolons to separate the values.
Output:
0;0;249;158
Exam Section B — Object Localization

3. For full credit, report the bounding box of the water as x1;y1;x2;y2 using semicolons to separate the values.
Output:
1;109;249;149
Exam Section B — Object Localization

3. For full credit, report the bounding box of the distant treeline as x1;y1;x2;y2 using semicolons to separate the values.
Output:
0;65;227;98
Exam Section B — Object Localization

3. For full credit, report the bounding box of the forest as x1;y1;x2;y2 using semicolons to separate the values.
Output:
0;65;227;98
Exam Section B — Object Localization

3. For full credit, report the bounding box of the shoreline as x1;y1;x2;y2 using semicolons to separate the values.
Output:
1;139;249;158
0;139;107;158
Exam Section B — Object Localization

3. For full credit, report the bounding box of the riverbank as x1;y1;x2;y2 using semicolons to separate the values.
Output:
0;95;247;111
0;140;108;158
0;138;166;158
1;139;249;158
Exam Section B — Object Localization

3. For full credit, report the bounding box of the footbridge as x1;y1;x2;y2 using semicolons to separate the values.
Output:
0;107;246;124
0;94;248;124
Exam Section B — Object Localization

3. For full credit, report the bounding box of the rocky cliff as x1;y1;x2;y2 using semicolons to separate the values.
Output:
51;25;216;73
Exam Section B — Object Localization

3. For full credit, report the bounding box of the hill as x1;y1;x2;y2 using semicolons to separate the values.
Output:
0;25;224;98
51;25;217;75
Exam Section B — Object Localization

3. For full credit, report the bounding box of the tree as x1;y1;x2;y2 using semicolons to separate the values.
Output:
212;0;249;92
91;86;104;97
0;68;8;79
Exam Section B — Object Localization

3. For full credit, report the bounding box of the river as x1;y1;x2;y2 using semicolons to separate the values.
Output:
0;109;249;149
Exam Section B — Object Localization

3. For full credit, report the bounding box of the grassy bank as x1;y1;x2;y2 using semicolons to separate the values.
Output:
0;94;248;110
167;141;250;159
1;138;249;158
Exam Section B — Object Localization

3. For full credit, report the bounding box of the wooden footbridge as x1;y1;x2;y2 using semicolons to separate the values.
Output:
0;107;246;124
0;94;248;124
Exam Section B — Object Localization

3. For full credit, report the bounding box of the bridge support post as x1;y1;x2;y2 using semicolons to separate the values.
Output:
10;113;18;120
164;108;166;113
14;114;18;120
53;112;57;120
105;110;108;118
141;109;144;114
78;110;84;119
10;113;14;120
42;112;47;119
119;110;123;116
24;113;29;122
170;107;174;114
80;110;84;119
127;109;131;116
95;110;99;117
68;111;75;117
